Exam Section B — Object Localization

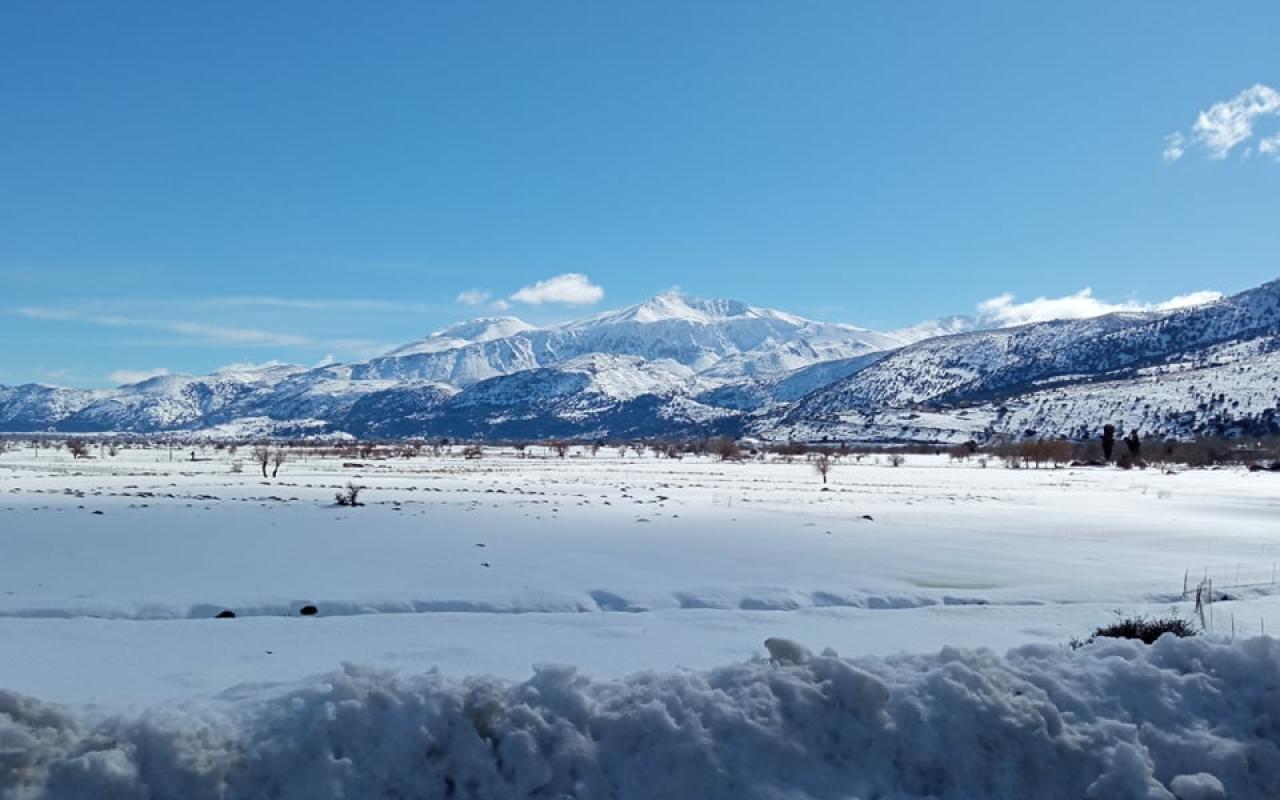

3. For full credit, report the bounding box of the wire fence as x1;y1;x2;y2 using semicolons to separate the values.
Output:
1182;563;1280;595
1180;563;1280;636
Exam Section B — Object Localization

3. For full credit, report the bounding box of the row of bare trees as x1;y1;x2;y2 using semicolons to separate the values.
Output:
7;431;1277;474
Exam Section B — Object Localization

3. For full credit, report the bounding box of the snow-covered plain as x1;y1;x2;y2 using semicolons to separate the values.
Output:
2;445;1279;797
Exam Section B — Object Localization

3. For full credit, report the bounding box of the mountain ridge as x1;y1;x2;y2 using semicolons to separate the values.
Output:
2;282;1277;442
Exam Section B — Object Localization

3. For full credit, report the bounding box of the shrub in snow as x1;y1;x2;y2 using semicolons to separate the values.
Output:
1071;615;1197;649
334;482;364;507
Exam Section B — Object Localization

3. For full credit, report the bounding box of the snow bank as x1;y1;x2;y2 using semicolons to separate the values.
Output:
3;635;1278;799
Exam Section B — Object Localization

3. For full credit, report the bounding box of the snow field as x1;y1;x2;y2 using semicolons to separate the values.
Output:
2;445;1279;797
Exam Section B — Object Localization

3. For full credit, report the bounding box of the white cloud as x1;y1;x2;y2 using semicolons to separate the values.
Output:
14;307;310;347
313;353;337;368
36;368;85;386
456;289;512;312
1156;290;1224;311
510;273;604;306
109;368;169;385
1166;84;1280;161
205;296;441;314
977;287;1222;327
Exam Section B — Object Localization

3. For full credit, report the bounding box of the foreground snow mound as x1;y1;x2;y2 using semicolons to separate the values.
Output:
3;636;1278;799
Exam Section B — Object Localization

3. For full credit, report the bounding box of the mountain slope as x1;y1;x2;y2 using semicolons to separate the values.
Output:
786;279;1279;419
770;278;1280;442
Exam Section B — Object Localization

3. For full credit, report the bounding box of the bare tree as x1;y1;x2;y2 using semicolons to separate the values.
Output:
813;452;834;484
252;445;271;478
271;448;287;477
1102;424;1117;462
887;453;905;467
551;441;570;459
710;437;742;462
66;439;89;459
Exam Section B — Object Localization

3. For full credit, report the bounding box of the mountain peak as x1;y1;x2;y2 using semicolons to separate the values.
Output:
432;316;535;340
387;316;536;357
591;292;766;326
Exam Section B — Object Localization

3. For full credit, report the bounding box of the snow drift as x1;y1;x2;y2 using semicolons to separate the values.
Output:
3;635;1278;799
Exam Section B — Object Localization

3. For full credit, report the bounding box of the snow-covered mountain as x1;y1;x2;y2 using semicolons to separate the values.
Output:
346;292;904;388
1;281;1277;441
769;278;1280;442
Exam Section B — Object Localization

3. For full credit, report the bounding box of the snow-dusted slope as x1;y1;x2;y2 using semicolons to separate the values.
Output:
0;384;106;431
771;279;1280;442
992;335;1280;440
363;354;728;439
0;368;303;433
790;279;1280;416
784;313;1158;415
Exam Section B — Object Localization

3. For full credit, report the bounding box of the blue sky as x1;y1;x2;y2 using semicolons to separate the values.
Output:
2;2;1277;387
